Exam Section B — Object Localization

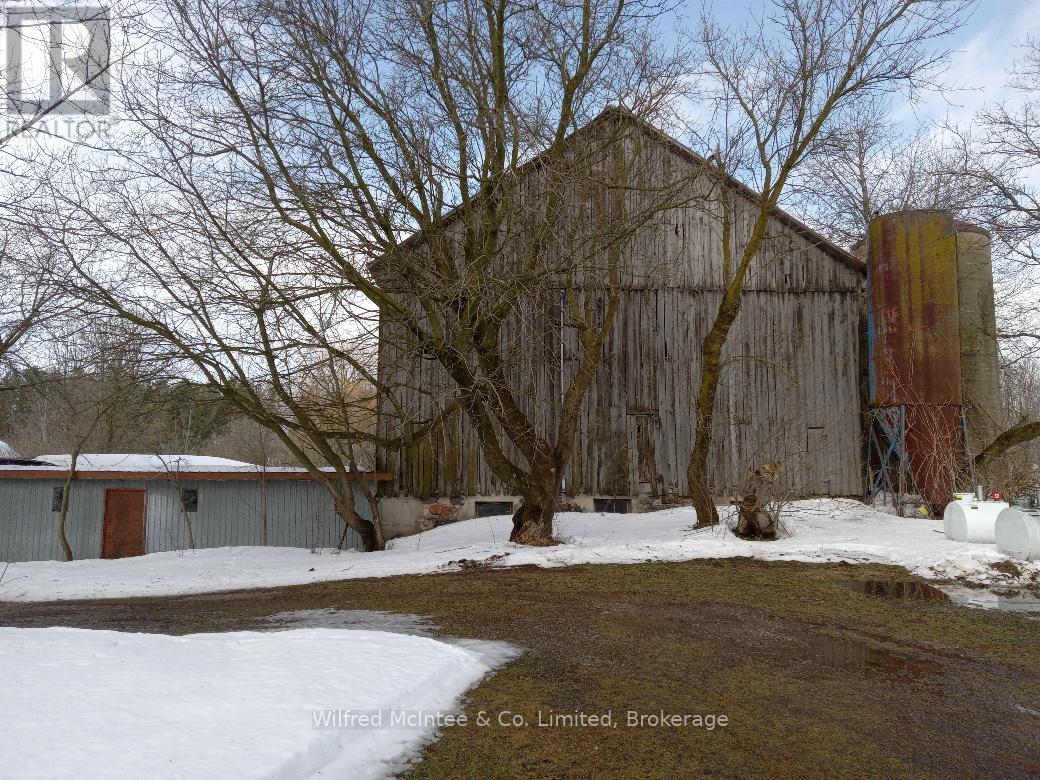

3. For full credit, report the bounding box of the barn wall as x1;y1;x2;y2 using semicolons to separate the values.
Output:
0;478;370;562
376;117;866;502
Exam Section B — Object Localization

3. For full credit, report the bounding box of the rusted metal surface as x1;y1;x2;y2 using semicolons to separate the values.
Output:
868;210;962;406
100;488;147;559
867;210;965;507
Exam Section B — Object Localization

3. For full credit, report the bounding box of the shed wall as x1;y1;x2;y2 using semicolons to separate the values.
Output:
0;478;368;562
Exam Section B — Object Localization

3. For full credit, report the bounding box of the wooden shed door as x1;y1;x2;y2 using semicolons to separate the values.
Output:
101;489;146;558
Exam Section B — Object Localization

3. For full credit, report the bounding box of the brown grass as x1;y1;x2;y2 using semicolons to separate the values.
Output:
1;559;1038;778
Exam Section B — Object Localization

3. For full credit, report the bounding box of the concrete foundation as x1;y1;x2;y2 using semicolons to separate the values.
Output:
376;497;425;539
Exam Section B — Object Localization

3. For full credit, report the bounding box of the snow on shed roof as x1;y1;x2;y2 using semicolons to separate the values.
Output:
33;454;258;472
0;453;392;481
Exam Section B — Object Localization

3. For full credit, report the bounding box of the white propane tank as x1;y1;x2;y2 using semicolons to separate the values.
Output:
943;498;1010;543
995;507;1040;561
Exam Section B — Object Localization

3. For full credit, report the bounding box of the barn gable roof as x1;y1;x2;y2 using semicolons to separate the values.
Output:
394;106;864;274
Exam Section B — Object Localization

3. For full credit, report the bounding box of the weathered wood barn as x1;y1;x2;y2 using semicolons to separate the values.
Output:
0;454;383;562
376;109;866;527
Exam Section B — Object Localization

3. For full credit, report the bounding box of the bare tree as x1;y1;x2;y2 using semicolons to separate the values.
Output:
203;414;296;467
978;360;1040;496
967;39;1040;267
55;204;400;550
53;0;693;546
786;103;991;249
683;0;969;530
0;0;148;370
4;319;170;560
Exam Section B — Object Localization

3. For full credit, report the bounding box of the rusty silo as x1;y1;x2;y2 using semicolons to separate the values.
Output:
955;222;1001;453
866;210;965;510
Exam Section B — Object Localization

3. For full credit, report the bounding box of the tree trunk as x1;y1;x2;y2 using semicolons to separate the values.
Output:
509;465;559;545
687;316;734;528
974;419;1040;472
173;477;196;550
260;471;268;546
733;463;782;541
687;428;717;529
509;499;555;545
57;450;78;562
334;497;383;552
734;504;777;540
179;502;196;550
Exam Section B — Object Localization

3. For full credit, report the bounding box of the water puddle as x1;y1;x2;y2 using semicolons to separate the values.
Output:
259;608;523;667
807;635;942;681
939;588;1040;619
262;608;438;635
843;579;951;602
845;578;1040;619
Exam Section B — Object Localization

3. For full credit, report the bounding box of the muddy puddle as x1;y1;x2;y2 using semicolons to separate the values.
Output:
940;588;1040;618
261;608;438;635
844;580;951;602
845;578;1040;619
807;634;942;681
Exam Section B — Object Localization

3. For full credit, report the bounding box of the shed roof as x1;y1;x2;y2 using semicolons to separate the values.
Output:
0;453;390;482
34;454;257;472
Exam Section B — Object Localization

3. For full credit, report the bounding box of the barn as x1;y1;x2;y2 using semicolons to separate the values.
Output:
375;109;871;528
0;454;385;562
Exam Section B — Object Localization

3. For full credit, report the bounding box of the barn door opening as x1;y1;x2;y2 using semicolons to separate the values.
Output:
101;489;147;558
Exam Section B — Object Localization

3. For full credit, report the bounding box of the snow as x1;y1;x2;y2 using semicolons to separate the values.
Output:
18;453;259;472
2;499;1037;602
0;626;502;779
0;439;17;457
0;453;371;475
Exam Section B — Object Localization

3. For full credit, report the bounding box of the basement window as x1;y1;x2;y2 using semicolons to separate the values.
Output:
594;497;631;514
475;500;514;518
51;487;64;512
181;489;199;513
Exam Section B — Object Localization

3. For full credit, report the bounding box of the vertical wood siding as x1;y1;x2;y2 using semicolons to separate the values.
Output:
376;118;866;500
0;478;368;562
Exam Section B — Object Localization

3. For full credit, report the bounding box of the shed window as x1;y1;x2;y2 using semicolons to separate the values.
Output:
594;497;631;514
475;500;513;518
181;489;199;513
51;486;64;512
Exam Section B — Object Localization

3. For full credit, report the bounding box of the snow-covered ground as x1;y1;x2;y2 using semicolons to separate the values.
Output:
1;499;1037;602
0;626;505;779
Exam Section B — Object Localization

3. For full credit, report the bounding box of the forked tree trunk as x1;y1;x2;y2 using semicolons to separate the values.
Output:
509;465;560;545
510;499;556;545
334;497;384;552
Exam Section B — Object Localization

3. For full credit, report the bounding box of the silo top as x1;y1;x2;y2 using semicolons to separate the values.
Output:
867;210;963;406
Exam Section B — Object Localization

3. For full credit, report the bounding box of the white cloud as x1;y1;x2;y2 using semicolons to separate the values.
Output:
897;0;1040;127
